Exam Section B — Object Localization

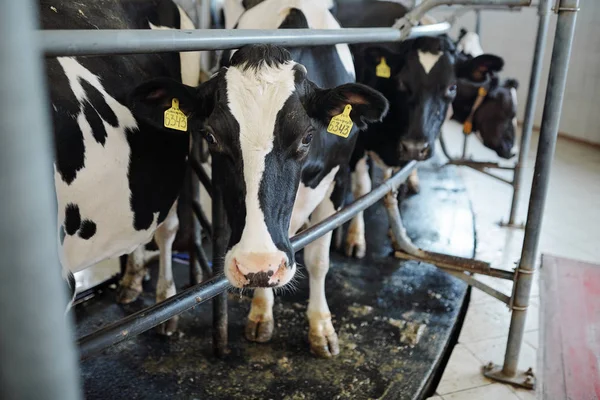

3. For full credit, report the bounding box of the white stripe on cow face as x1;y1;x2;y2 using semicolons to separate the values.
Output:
417;50;442;75
225;61;297;255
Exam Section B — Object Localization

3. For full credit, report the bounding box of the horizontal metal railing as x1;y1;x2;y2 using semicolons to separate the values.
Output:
77;161;416;358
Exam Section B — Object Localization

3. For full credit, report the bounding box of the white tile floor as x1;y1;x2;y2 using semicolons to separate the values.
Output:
427;121;600;399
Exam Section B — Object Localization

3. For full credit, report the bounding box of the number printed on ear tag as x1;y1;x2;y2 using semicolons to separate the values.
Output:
327;104;354;138
164;98;188;132
376;57;391;79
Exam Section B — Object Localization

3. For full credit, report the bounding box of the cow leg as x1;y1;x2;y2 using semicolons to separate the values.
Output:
245;287;275;342
345;155;371;259
306;192;339;358
155;203;180;336
117;246;160;304
406;169;420;194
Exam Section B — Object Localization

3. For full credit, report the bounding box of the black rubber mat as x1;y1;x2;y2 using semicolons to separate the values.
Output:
74;160;473;400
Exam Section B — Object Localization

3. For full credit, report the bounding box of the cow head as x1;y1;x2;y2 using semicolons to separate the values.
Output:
129;44;387;289
454;53;519;159
354;35;457;165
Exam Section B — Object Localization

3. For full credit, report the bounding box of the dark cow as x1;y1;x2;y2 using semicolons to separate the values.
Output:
335;0;459;257
43;0;202;333
139;0;388;356
451;29;519;159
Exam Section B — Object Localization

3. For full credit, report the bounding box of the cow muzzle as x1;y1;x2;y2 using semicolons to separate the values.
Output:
225;251;294;288
399;139;432;161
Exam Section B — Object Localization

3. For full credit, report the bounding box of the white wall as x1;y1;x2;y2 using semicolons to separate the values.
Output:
432;1;600;144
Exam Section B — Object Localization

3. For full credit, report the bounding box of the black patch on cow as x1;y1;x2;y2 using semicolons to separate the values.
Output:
230;44;292;71
278;8;309;29
59;225;66;245
64;204;82;235
80;79;119;127
66;270;76;302
82;98;108;146
78;220;97;240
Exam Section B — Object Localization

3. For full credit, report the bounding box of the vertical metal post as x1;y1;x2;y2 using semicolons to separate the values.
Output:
475;9;482;38
0;0;82;399
188;141;203;285
212;169;229;357
504;0;553;228
485;0;580;388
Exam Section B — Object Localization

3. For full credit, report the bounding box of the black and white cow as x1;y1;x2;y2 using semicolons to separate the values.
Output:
335;0;460;258
451;29;519;159
43;0;202;333
136;0;387;357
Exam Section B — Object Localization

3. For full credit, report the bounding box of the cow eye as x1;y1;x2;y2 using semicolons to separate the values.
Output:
203;127;217;146
302;132;314;145
446;84;457;97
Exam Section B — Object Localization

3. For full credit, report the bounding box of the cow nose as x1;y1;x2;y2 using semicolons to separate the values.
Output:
400;140;431;160
233;252;288;288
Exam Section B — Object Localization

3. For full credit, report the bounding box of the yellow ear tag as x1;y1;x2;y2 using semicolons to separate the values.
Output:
327;105;354;138
463;121;473;134
478;87;488;97
164;98;188;132
376;57;391;79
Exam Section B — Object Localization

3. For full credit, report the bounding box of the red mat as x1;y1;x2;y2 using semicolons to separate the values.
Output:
540;254;600;400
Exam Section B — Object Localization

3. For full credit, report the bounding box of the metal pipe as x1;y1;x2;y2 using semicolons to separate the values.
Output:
506;0;553;226
212;167;229;358
78;275;230;358
461;134;469;158
192;200;213;238
41;25;449;57
446;271;511;304
503;0;579;379
468;167;513;185
475;9;483;37
291;162;417;251
0;0;82;398
190;156;213;198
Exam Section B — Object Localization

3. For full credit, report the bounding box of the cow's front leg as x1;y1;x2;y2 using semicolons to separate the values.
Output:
306;195;339;358
154;203;179;336
245;288;274;342
406;169;420;194
346;155;371;259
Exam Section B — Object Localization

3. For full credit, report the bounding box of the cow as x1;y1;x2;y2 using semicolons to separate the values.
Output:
450;29;519;159
43;0;203;334
135;0;388;357
334;0;460;258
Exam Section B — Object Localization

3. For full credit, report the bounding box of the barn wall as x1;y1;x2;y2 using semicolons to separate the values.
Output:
432;0;600;145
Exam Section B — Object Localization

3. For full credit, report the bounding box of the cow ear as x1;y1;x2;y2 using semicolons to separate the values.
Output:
128;77;216;131
505;78;519;90
306;83;389;130
457;54;504;82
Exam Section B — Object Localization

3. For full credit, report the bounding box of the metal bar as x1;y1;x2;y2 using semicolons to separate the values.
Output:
41;25;448;57
212;165;229;358
449;160;515;170
467;166;513;185
0;0;82;398
188;142;203;285
475;9;483;37
506;0;553;226
291;162;417;251
461;134;469;158
501;0;579;382
78;275;230;358
394;251;515;280
446;271;511;304
192;200;213;238
190;156;213;198
193;242;213;279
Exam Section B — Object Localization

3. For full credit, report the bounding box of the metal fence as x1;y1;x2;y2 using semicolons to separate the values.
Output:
0;0;580;398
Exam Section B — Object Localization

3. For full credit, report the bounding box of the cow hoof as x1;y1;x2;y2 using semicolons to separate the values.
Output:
309;330;340;359
115;285;142;304
245;318;274;343
156;316;179;336
345;235;366;259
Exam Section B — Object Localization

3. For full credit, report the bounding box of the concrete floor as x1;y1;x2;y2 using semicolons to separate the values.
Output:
428;121;600;400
